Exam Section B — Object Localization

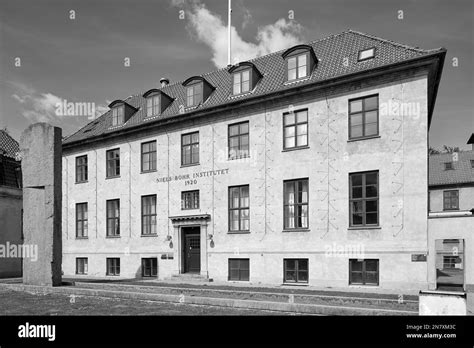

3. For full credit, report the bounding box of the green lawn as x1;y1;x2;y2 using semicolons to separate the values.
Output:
0;287;286;316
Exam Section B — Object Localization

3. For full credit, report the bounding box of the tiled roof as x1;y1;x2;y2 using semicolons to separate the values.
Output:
63;29;445;146
429;151;474;186
0;130;20;160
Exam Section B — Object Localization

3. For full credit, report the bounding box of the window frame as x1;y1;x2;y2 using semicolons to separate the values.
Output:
141;141;157;173
181;190;200;210
228;121;250;159
443;190;459;211
141;195;157;235
232;69;252;95
444;162;454;170
349;171;379;227
106;148;120;178
283;178;309;230
283;259;309;284
286;52;310;81
228;258;250;281
146;93;160;117
348;94;379;140
349;259;379;286
283;109;309;150
75;155;88;183
106;258;120;276
181;131;200;166
186;81;203;107
106;199;120;237
75;202;88;238
142;258;158;277
111;105;124;126
228;185;250;233
76;258;88;275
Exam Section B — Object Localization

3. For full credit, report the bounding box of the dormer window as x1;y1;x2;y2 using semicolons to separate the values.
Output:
186;82;203;107
146;94;160;117
444;162;454;170
228;62;262;96
108;100;138;127
182;77;214;108
282;45;317;83
143;89;173;117
112;105;124;126
358;48;375;61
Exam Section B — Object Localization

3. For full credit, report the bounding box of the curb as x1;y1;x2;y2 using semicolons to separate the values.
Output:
0;283;417;316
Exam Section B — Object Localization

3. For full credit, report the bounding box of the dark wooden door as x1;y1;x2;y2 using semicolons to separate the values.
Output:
185;234;200;273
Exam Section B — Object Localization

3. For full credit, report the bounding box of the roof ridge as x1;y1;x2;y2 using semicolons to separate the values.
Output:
347;29;443;53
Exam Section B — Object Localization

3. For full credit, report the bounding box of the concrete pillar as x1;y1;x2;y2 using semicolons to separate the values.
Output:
200;222;208;277
20;123;62;286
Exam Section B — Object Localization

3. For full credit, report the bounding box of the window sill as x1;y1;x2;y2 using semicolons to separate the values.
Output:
75;273;88;276
141;170;157;174
182;208;200;211
282;146;309;153
180;163;200;168
282;282;309;286
349;284;379;287
75;236;88;240
105;175;120;180
348;226;381;230
106;274;121;277
141;234;158;237
75;181;88;184
347;135;380;143
106;235;121;238
282;229;310;233
228;231;251;234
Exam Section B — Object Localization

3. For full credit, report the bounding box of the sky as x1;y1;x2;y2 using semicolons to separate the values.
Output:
0;0;473;150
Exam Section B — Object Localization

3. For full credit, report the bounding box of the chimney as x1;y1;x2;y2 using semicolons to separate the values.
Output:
160;78;169;88
467;133;474;151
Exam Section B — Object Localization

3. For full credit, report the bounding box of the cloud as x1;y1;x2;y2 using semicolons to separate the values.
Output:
172;1;305;68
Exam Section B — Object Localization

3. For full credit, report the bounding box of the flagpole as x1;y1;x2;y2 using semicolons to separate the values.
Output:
227;0;232;67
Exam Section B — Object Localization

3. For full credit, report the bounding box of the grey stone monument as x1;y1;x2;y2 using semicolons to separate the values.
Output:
20;123;62;286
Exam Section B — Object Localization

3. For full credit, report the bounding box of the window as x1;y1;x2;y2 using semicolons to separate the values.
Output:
106;149;120;177
76;258;88;275
142;258;158;277
349;171;379;227
141;141;157;172
443;190;459;210
349;259;379;285
229;185;250;232
75;155;88;183
284;259;308;283
228;259;249;281
358;47;375;61
141;195;157;235
186;82;203;107
106;258;120;276
181;132;199;165
146;94;160;117
112;106;124;126
444;162;454;170
443;256;458;269
287;53;308;81
349;95;378;139
470;160;474;168
106;199;120;236
182;190;199;210
233;69;250;95
283;110;308;149
228;122;249;159
76;203;88;238
436;239;464;291
284;179;308;229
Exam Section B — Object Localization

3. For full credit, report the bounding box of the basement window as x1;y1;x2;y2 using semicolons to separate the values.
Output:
358;47;375;62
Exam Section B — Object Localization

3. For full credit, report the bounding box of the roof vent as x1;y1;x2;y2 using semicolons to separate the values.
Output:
160;78;170;87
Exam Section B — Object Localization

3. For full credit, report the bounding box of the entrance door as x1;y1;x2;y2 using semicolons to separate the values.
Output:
182;227;200;273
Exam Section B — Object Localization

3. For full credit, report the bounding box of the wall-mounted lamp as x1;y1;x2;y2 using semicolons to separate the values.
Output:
208;234;215;248
166;235;173;249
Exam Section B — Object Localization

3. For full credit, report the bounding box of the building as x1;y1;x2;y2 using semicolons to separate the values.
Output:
428;141;474;299
0;130;23;278
61;30;446;292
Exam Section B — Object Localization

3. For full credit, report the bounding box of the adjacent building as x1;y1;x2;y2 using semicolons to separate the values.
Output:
61;30;446;292
0;130;23;278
